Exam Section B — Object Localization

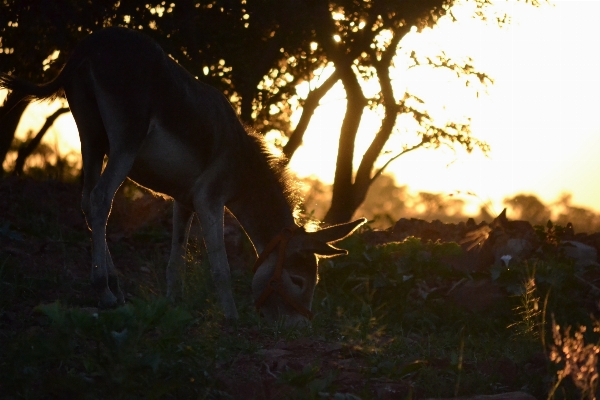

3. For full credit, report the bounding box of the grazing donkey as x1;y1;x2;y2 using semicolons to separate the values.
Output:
0;27;365;326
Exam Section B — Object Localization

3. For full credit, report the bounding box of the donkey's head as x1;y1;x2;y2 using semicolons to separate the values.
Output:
252;218;366;327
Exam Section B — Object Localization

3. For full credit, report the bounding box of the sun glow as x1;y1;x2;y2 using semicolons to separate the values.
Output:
5;1;600;218
289;1;600;215
0;96;80;171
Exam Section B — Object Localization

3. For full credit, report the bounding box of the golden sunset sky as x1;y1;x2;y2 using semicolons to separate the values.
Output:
289;0;600;215
5;0;600;216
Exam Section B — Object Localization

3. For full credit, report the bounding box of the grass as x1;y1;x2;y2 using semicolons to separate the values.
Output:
2;177;600;399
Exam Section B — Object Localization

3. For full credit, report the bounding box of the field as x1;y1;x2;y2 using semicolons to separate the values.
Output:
1;176;599;399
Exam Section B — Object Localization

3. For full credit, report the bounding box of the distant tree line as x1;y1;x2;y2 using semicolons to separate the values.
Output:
504;193;600;234
302;174;600;233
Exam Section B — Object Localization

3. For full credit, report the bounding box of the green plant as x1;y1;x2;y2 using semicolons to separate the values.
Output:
1;299;223;399
507;265;542;340
277;364;337;400
315;235;463;326
8;177;600;399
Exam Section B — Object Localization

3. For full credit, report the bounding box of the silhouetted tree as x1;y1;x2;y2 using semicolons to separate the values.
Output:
304;0;544;223
504;192;600;233
0;0;545;224
553;193;600;234
0;0;113;172
13;107;70;175
0;0;327;172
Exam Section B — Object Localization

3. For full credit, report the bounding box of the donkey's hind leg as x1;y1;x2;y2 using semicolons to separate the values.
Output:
68;86;126;307
84;154;127;306
68;84;129;307
84;173;125;306
166;201;194;301
87;149;137;308
192;191;239;321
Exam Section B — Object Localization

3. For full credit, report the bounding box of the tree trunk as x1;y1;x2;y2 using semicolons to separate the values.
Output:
325;25;408;223
0;93;29;175
310;1;369;224
323;63;367;224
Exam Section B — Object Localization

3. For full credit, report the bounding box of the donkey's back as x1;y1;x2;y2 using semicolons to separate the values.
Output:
62;28;248;201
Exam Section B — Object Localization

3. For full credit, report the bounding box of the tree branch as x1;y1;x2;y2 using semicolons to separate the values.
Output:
371;140;427;182
13;107;70;175
353;25;408;204
283;69;340;160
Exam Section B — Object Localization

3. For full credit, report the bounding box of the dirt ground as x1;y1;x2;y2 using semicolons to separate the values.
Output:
0;177;557;399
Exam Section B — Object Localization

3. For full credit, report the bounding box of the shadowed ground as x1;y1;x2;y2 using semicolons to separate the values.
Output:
1;177;597;399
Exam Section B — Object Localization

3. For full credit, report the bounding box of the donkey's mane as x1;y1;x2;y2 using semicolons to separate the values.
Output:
244;128;300;212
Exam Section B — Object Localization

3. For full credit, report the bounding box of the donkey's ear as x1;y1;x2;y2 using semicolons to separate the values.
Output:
309;218;366;244
303;241;348;257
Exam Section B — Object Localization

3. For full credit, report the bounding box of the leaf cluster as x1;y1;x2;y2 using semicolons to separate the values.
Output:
316;233;463;324
1;298;219;399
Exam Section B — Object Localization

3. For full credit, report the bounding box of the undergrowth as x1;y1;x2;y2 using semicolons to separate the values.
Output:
2;178;600;399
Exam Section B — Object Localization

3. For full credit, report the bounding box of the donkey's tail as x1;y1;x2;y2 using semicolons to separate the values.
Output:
0;72;65;104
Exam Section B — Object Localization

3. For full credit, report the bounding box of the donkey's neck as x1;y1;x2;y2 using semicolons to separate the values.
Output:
228;186;295;254
223;129;296;254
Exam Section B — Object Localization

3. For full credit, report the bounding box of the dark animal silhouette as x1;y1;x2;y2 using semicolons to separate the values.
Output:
0;28;365;326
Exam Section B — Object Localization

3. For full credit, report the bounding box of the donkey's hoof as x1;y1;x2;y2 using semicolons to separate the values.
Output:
98;291;118;309
166;291;181;304
223;320;238;333
115;291;126;306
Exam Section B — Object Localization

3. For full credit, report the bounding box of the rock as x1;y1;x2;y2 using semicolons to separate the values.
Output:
332;392;362;400
79;307;99;315
390;217;487;244
255;348;293;358
579;232;600;261
214;372;266;400
334;371;364;384
477;357;518;387
561;240;599;267
493;238;532;267
447;279;505;312
481;210;538;270
322;342;344;354
0;311;16;322
362;230;392;246
425;392;536;400
383;210;544;273
373;380;412;400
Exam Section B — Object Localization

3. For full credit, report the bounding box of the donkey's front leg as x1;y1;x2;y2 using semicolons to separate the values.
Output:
194;201;239;321
166;201;194;301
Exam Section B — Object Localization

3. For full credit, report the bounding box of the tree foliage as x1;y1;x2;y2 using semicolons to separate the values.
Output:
0;0;544;222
